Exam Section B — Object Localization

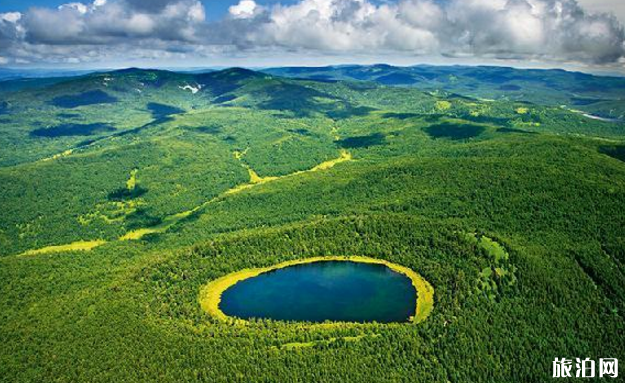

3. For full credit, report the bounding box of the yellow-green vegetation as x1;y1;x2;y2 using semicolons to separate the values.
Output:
199;255;434;324
224;166;277;195
79;199;145;226
436;100;452;111
42;149;73;162
466;234;517;301
19;240;107;256
232;149;279;188
126;168;139;190
271;135;293;146
247;168;278;185
307;150;351;171
225;150;351;196
515;107;529;114
116;150;352;241
247;168;263;184
120;208;197;240
118;149;352;241
233;148;249;160
119;228;160;240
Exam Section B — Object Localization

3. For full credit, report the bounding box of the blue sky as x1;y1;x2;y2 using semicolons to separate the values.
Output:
0;0;624;71
1;1;66;12
0;1;298;17
2;0;621;20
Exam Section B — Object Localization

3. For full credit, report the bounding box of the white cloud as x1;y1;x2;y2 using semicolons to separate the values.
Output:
0;0;623;67
126;13;155;35
243;0;624;64
59;3;89;14
0;12;22;23
187;2;206;23
577;0;625;24
20;0;206;44
229;0;259;19
398;0;444;30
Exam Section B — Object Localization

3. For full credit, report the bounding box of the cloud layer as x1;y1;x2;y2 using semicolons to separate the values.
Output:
0;0;624;67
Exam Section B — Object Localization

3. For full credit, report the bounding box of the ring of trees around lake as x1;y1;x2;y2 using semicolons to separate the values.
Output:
199;255;435;325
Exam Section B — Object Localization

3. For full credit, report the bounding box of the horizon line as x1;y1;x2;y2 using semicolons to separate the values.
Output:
2;62;624;79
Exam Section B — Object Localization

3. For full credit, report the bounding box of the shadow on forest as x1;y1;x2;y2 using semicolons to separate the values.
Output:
600;146;625;163
382;112;420;120
186;126;221;135
124;208;163;230
51;90;118;108
108;186;148;201
31;123;115;137
147;102;185;119
337;133;386;148
497;127;537;135
424;122;485;140
287;128;312;136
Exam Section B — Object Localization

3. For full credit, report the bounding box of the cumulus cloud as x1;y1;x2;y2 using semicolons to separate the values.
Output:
0;12;24;51
1;12;22;23
0;0;623;67
229;0;261;19
59;3;90;14
21;0;206;45
248;0;625;64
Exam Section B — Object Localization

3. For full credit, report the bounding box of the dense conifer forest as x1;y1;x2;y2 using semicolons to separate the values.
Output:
0;65;623;382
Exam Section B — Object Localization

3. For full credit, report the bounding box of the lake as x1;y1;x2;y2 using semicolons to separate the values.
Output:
219;261;417;323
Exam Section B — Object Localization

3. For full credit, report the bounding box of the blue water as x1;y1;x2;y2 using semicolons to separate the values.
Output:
219;261;416;323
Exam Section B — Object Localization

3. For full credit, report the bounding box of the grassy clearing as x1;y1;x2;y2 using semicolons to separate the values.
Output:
247;168;278;185
42;149;74;162
119;228;160;241
308;150;352;171
19;240;107;256
225;150;351;196
198;255;434;325
122;149;352;239
436;100;452;111
248;168;264;184
15;146;353;254
119;208;198;240
126;168;139;190
233;148;249;160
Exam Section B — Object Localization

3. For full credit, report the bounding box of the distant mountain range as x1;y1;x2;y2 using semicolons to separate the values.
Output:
2;64;624;119
263;65;625;119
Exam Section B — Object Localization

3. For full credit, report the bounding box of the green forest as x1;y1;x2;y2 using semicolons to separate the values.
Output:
0;65;623;382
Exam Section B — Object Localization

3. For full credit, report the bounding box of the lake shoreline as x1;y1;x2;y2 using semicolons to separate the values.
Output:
199;255;434;325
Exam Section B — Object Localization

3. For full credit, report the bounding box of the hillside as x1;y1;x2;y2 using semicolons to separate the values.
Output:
265;64;625;120
0;66;624;382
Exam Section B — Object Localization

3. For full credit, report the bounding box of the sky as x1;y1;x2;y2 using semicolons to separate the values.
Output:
0;0;624;72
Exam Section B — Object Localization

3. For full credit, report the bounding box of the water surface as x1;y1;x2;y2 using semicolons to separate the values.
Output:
220;261;416;323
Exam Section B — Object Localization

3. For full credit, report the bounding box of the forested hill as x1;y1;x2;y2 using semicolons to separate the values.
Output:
1;66;624;168
264;64;625;119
